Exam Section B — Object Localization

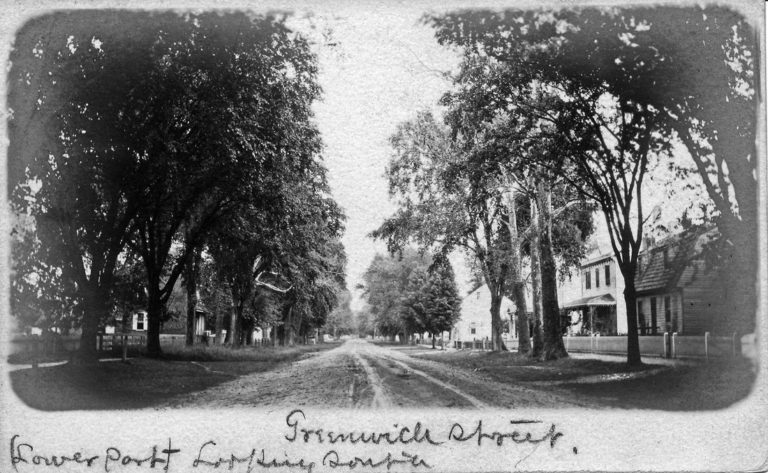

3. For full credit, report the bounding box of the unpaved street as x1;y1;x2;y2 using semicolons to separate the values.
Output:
166;339;596;409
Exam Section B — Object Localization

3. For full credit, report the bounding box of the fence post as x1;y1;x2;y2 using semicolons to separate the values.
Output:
732;332;738;358
672;332;678;359
704;331;710;361
122;335;128;362
98;333;104;352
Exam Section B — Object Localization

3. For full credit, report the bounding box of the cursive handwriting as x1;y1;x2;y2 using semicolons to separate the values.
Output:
448;420;564;448
104;439;180;472
286;410;443;446
9;435;180;472
193;441;315;473
322;450;431;470
10;435;99;471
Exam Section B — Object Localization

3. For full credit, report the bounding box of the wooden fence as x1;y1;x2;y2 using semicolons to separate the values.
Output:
9;332;276;363
453;332;750;360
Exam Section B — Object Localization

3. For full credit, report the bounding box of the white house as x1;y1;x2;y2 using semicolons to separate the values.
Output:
452;284;516;342
560;254;628;335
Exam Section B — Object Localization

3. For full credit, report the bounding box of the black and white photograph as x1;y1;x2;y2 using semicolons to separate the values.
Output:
0;0;765;471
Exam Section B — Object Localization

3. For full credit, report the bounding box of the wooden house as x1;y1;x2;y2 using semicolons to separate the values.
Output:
452;284;521;342
634;228;729;335
561;254;627;335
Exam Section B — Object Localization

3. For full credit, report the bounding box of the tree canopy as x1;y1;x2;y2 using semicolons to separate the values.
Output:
8;11;346;359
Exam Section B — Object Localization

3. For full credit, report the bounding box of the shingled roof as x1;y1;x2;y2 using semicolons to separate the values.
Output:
634;229;711;294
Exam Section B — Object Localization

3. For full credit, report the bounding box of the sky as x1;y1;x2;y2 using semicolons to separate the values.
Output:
285;5;715;312
288;7;463;310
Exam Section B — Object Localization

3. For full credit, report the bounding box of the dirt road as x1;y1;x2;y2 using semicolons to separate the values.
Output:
166;339;594;409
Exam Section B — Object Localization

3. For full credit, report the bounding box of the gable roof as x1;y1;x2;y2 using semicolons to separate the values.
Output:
634;229;713;294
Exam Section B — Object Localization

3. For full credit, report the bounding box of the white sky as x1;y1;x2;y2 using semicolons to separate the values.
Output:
288;8;464;310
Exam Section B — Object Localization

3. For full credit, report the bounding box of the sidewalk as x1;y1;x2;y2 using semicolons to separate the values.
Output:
567;351;700;366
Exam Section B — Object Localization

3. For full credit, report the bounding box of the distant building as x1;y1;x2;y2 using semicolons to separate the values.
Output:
453;284;517;342
111;310;148;332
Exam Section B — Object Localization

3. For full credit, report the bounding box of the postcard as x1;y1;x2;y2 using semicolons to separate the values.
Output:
1;0;765;472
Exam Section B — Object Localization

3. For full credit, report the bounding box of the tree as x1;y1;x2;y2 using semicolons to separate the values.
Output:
355;310;376;339
373;113;514;351
403;261;462;348
10;213;81;335
109;253;148;332
8;11;335;359
359;249;432;341
613;7;759;334
270;187;347;346
431;8;676;365
124;13;327;356
8;12;172;362
438;95;595;359
324;290;356;339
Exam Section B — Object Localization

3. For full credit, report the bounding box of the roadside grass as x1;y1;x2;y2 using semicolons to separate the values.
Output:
370;340;404;347
6;341;340;364
9;342;340;410
413;349;655;382
558;358;757;410
150;342;339;362
411;349;757;410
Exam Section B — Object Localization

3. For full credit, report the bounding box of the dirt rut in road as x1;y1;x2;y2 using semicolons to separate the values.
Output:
162;339;595;409
351;340;487;408
351;351;391;408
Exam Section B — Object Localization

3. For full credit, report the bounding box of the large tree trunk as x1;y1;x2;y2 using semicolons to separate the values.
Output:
184;248;202;346
621;266;643;366
530;198;544;358
675;125;757;336
488;285;507;352
228;307;238;346
146;283;163;357
213;287;224;345
283;305;296;346
73;285;106;364
233;305;244;347
504;185;531;354
537;183;568;361
245;324;254;345
721;214;758;336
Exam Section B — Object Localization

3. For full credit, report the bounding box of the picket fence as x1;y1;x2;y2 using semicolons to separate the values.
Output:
452;332;749;360
10;332;273;361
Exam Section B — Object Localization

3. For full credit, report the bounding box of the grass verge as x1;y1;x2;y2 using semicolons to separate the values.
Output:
410;349;757;410
9;342;340;410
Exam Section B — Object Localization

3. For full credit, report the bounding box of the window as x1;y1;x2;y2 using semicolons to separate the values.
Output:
650;297;658;335
585;270;591;290
664;295;672;332
470;328;476;335
136;312;145;331
605;265;611;286
595;268;600;288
